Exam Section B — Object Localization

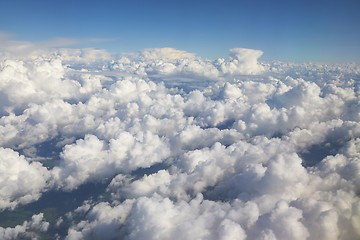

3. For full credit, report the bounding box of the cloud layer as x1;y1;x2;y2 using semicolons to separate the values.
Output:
0;45;359;239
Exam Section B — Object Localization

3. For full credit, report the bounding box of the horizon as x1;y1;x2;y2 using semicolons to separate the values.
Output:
1;0;360;63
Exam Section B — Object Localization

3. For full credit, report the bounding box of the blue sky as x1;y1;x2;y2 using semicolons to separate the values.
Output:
1;0;359;62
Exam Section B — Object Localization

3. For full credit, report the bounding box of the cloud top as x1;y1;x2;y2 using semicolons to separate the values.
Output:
140;47;196;60
216;48;264;75
0;45;359;239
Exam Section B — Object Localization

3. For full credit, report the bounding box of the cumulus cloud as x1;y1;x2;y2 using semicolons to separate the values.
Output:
0;148;50;210
216;48;265;75
140;47;196;60
0;57;78;115
54;48;112;62
0;44;359;239
51;131;170;190
0;213;49;240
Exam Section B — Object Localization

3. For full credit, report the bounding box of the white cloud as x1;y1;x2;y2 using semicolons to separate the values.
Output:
52;130;170;190
140;48;195;60
0;33;114;61
0;43;359;239
216;48;265;75
0;148;50;210
0;213;49;240
54;48;112;62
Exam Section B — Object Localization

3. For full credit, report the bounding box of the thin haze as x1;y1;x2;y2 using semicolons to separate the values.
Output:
0;0;359;62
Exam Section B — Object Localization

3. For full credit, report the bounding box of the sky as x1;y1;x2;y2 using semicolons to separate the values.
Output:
0;0;360;62
1;1;360;239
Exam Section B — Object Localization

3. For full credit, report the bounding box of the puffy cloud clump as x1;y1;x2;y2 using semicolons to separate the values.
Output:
66;195;249;240
0;148;50;210
52;131;170;190
0;45;359;239
216;48;265;75
140;47;196;61
0;213;49;240
0;57;77;115
54;48;112;63
108;47;265;83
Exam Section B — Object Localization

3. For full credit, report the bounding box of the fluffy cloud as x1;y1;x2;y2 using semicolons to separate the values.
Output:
54;48;112;62
216;48;265;75
0;45;359;239
52;131;170;190
0;57;77;115
140;48;196;60
0;213;49;240
0;148;50;210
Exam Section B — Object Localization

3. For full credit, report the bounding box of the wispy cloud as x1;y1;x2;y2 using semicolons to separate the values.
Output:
0;32;118;56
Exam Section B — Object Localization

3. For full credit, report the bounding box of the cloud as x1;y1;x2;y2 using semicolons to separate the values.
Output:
0;33;38;56
140;47;196;60
0;33;75;57
0;43;359;239
216;48;265;75
0;213;49;240
54;48;112;62
0;57;77;115
51;131;170;190
0;148;50;210
0;33;114;61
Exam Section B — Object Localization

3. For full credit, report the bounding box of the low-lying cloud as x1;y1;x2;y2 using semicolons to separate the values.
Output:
0;44;359;239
